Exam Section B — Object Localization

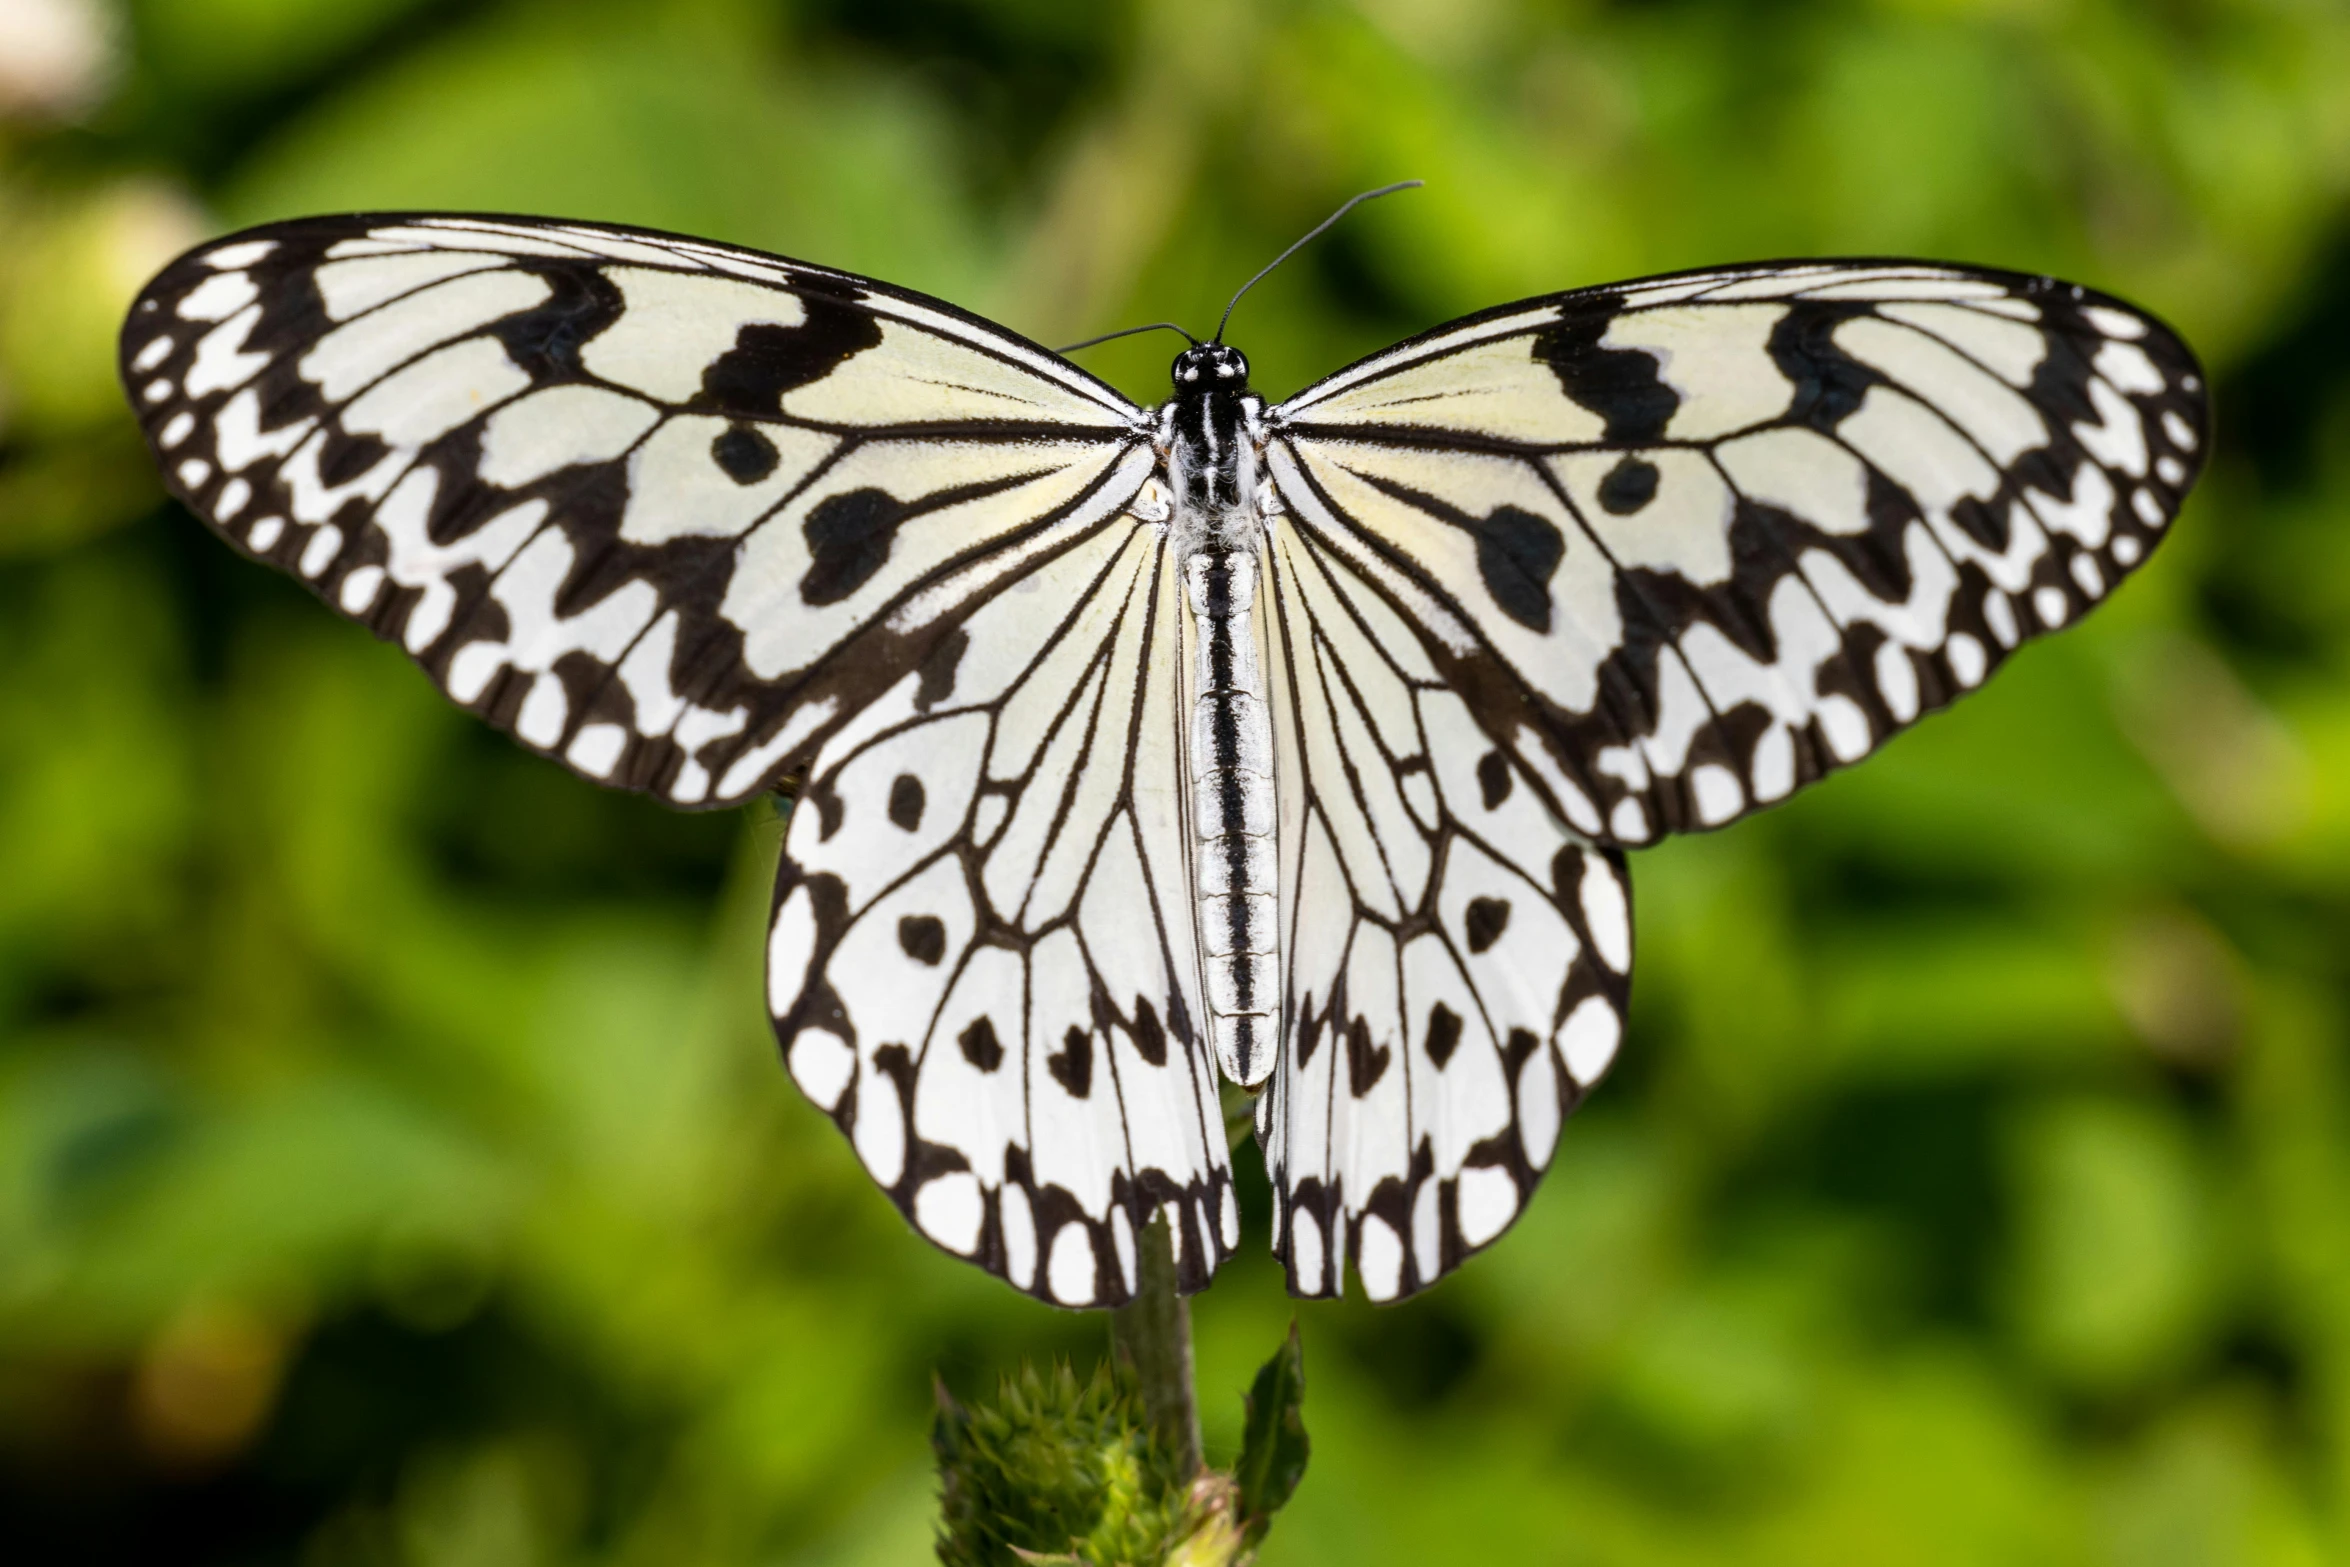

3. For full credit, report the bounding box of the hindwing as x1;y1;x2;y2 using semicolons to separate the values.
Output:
766;519;1236;1307
1256;520;1633;1301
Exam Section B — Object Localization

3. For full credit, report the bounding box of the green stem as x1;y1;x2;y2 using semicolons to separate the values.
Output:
1109;1214;1201;1476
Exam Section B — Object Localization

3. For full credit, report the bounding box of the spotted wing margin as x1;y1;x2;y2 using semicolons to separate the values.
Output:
766;518;1238;1308
1269;259;2209;847
120;213;1149;808
1254;519;1633;1301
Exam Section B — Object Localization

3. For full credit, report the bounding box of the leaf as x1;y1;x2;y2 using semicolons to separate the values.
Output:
1232;1322;1308;1538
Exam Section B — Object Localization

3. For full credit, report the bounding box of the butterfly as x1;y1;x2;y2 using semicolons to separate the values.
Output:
120;206;2207;1309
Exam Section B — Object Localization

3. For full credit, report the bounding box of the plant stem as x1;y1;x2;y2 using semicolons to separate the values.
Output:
1110;1214;1201;1476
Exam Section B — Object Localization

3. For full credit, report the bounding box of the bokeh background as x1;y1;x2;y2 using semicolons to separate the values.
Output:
3;0;2349;1562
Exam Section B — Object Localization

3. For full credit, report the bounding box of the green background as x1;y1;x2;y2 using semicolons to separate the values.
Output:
4;0;2349;1561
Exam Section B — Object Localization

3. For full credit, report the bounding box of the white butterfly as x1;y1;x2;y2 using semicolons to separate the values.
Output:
121;208;2207;1308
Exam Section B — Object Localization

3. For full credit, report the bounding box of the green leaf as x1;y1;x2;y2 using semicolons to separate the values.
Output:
1232;1322;1309;1538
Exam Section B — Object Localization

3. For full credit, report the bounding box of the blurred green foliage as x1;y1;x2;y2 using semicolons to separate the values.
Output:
3;0;2349;1562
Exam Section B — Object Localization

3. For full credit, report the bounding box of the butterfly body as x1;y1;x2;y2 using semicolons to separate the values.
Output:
1153;342;1283;1088
120;215;2208;1309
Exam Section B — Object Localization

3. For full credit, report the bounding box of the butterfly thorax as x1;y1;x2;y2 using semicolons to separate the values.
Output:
1160;343;1265;550
1161;344;1279;1089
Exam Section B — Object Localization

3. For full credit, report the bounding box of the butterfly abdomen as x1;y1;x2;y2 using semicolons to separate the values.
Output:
1186;551;1278;1088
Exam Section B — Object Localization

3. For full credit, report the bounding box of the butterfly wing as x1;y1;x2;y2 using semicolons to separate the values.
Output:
120;213;1149;808
1270;260;2209;846
1259;259;2206;1298
1255;519;1633;1301
122;215;1231;1306
768;515;1238;1307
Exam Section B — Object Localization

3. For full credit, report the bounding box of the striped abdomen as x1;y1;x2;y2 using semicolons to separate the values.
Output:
1186;550;1278;1088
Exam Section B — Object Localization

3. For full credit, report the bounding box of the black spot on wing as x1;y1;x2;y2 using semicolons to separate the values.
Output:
897;914;946;965
1424;1003;1463;1069
1476;750;1513;810
1295;1001;1325;1070
696;295;885;422
1048;1027;1094;1097
1767;300;1879;430
1548;846;1583;904
915;628;969;711
801;488;915;605
317;429;390;486
1346;1017;1392;1096
1598;455;1660;515
1464;896;1511;954
491;263;625;380
872;1042;914;1087
799;470;1043;607
1467;505;1563;632
1352;472;1561;631
1501;1027;1541;1077
712;424;779;483
958;1015;1005;1072
888;773;926;830
1132;999;1169;1068
1532;308;1678;442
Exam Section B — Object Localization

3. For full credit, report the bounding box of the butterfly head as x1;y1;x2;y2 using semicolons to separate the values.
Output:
1173;342;1250;392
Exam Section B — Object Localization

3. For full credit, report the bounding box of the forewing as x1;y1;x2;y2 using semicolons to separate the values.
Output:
766;521;1237;1307
1271;260;2208;845
120;213;1148;807
1255;522;1633;1301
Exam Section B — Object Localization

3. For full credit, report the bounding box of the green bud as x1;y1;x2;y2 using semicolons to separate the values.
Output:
934;1360;1195;1567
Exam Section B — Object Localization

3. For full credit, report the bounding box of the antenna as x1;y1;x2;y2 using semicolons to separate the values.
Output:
1213;180;1423;344
1056;321;1200;354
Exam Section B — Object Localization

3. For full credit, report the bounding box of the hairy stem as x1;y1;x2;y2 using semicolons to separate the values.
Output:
1109;1215;1201;1476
